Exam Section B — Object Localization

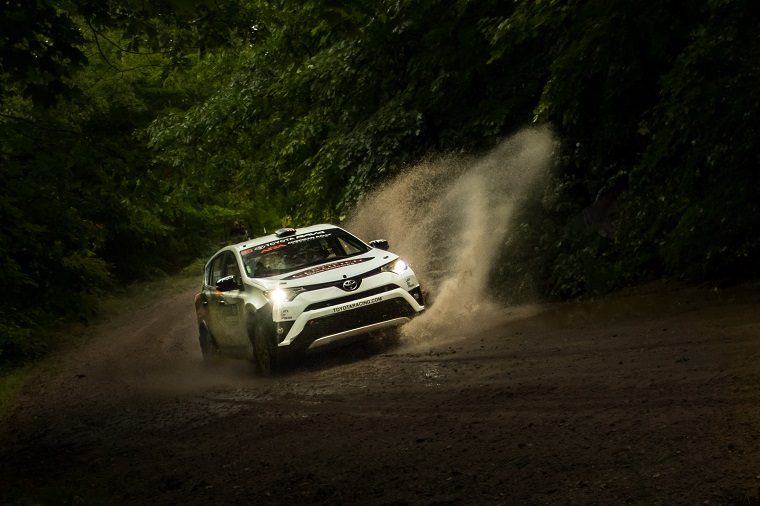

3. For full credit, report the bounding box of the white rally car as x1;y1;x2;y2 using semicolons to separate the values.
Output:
194;224;425;373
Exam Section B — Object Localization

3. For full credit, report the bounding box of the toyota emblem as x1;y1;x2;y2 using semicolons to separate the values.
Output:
342;279;359;291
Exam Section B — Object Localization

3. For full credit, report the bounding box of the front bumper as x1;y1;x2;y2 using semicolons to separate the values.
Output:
277;285;424;352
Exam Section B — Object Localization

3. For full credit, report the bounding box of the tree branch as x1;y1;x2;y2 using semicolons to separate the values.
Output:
0;112;82;135
86;18;124;73
88;23;170;56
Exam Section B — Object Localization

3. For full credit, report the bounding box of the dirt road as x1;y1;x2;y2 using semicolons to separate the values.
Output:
2;277;760;505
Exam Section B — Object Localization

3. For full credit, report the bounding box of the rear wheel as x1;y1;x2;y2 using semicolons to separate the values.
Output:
251;319;279;376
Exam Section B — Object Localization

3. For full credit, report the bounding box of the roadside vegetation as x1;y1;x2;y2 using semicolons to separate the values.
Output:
1;0;758;366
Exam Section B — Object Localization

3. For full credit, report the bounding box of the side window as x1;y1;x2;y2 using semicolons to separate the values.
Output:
223;251;241;282
209;254;225;286
337;236;362;255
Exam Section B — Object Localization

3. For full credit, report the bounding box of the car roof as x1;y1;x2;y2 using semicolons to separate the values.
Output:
231;223;342;252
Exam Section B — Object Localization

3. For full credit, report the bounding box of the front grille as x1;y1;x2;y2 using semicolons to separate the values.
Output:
297;298;415;344
303;285;398;312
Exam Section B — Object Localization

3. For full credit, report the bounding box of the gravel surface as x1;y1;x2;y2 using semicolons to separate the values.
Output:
2;279;760;505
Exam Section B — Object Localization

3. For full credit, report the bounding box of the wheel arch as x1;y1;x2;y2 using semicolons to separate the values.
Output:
245;302;275;338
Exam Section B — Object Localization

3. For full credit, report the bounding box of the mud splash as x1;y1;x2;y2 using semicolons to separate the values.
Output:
347;126;555;342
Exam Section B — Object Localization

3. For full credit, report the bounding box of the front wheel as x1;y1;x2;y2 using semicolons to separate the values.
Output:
199;325;220;365
251;320;279;376
367;325;402;352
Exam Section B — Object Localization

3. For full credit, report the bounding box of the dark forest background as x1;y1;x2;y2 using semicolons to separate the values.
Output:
1;0;758;365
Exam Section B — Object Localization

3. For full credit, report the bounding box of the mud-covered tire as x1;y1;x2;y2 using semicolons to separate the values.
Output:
199;325;220;364
367;326;402;351
251;319;279;376
382;325;403;343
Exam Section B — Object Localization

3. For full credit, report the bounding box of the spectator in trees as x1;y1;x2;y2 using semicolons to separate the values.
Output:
230;220;248;242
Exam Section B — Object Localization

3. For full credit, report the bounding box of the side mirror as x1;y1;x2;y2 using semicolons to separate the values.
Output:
215;275;240;292
369;239;389;250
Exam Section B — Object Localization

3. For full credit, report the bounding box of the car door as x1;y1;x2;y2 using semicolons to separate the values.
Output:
203;252;235;347
203;251;250;354
215;251;249;351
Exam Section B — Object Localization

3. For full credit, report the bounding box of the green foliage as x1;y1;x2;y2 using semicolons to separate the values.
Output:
148;0;534;223
0;1;245;366
0;321;41;366
492;0;760;298
0;366;27;414
622;0;760;281
2;0;760;366
0;0;87;105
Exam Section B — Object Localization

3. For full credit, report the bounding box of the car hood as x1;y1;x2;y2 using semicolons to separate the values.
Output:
250;249;399;289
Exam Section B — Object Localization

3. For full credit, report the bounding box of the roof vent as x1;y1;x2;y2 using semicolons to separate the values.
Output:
274;228;296;238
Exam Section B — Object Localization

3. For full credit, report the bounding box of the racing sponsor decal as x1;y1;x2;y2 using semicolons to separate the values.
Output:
260;243;287;254
253;231;332;253
332;296;383;314
284;257;372;279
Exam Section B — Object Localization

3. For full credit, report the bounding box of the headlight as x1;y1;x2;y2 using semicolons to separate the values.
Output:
264;287;306;303
381;258;409;275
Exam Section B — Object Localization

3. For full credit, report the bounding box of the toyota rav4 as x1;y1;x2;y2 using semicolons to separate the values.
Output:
194;224;425;373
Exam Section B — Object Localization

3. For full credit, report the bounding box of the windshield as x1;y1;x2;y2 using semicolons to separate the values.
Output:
240;228;370;277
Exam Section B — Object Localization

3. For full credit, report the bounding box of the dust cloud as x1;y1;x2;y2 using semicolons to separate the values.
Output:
347;126;556;344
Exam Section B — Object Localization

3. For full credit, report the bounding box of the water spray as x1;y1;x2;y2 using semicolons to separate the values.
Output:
347;126;555;342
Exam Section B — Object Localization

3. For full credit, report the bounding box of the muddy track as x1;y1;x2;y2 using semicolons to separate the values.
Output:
2;279;760;505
